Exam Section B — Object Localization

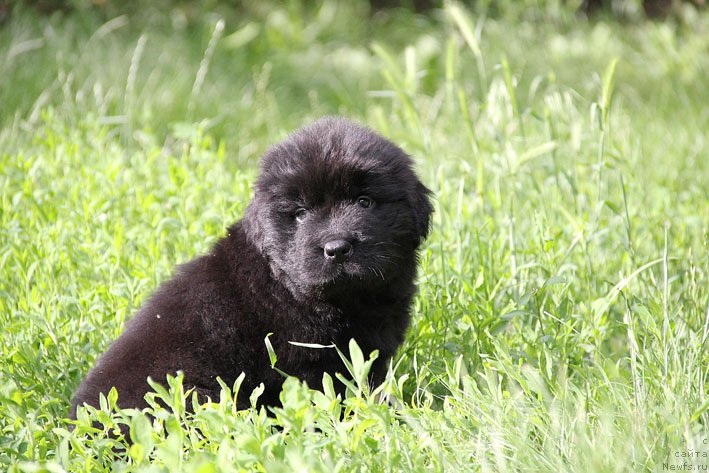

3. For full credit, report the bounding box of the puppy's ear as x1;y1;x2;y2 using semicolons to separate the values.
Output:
410;181;433;247
243;200;266;252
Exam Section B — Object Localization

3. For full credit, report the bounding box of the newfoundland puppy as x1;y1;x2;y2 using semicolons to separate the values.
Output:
71;117;433;416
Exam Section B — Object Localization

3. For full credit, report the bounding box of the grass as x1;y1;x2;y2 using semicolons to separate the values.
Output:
1;1;707;471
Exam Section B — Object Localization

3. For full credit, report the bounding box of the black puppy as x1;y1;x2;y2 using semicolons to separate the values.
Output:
71;117;432;415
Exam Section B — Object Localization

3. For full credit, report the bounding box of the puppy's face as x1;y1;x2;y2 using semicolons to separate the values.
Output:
244;118;432;296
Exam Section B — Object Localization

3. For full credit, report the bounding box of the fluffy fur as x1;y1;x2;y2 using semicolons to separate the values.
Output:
71;117;432;415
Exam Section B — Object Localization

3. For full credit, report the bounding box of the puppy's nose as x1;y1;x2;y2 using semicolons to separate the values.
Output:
323;239;353;263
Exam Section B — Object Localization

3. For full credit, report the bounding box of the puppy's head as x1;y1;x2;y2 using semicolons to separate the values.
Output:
244;117;432;297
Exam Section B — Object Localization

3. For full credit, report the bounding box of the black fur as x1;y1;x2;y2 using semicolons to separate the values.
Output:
71;117;433;415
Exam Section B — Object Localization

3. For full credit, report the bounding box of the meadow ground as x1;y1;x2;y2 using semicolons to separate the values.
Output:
0;1;707;471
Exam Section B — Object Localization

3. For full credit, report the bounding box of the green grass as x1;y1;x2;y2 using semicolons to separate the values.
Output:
1;1;708;471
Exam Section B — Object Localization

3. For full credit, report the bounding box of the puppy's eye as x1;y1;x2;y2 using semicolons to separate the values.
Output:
357;196;373;208
294;208;308;222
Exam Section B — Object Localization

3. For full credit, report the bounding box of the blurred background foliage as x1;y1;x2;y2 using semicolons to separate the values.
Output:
1;0;706;160
2;0;707;22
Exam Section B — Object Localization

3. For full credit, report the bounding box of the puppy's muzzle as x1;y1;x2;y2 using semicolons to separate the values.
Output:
323;239;353;263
